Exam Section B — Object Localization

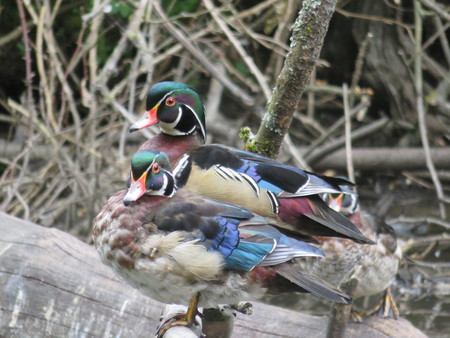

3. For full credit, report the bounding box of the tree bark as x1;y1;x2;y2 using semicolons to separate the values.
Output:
0;212;427;338
247;0;338;158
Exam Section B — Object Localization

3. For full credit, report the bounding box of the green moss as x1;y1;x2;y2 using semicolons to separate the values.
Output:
244;139;275;158
241;127;275;157
239;126;252;144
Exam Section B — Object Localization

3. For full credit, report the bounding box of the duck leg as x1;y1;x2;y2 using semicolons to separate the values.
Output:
351;287;399;322
156;293;201;337
371;286;399;319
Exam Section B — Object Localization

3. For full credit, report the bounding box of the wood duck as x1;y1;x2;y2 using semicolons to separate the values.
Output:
303;191;402;320
93;150;353;336
130;81;206;165
129;81;373;245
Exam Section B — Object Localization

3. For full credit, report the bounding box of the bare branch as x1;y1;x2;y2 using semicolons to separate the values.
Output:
247;0;338;158
414;0;448;219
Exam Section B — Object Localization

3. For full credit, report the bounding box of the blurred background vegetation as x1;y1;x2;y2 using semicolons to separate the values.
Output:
1;0;449;336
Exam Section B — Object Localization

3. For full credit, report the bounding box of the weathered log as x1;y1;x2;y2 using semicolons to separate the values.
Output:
0;212;427;337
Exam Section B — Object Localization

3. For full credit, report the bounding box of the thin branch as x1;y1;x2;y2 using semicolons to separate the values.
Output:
307;67;316;118
283;134;311;171
153;1;255;106
432;17;450;69
0;24;31;47
387;216;450;230
414;0;447;219
336;7;414;30
343;84;355;184
81;0;112;23
12;0;36;221
419;0;450;21
36;5;57;131
302;97;371;159
349;32;372;107
203;0;271;99
305;116;390;164
16;0;35;117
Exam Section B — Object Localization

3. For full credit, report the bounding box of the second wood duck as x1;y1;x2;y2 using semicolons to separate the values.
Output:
93;150;352;336
129;81;373;244
302;191;402;320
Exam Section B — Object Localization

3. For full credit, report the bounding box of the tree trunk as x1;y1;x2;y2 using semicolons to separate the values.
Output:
248;0;338;158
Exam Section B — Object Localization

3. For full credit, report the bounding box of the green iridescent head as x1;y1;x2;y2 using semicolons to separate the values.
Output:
123;150;176;206
129;81;206;143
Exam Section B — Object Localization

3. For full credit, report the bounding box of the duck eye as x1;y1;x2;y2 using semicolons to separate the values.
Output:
152;163;160;174
165;97;176;106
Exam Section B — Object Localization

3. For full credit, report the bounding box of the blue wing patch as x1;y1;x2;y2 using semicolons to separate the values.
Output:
200;217;275;271
224;235;276;271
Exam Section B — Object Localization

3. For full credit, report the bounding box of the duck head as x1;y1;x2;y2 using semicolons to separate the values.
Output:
130;81;206;143
123;150;177;206
323;191;359;216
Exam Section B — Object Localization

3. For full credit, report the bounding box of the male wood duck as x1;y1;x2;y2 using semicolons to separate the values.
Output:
302;191;402;320
129;81;373;244
93;150;353;336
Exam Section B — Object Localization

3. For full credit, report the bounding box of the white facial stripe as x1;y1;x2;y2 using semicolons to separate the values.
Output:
142;154;165;193
146;169;167;196
160;174;169;194
159;107;184;136
158;89;204;138
172;107;183;127
144;157;157;175
158;171;177;197
166;172;176;197
185;104;206;139
159;90;176;106
159;88;187;108
186;125;196;135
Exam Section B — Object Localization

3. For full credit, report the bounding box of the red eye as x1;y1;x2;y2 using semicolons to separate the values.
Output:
165;97;176;106
152;163;160;174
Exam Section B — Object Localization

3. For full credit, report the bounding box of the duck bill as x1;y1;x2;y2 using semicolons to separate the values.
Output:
129;105;159;133
123;175;147;206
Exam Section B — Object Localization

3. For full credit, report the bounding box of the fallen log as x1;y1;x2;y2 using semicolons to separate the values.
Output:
308;147;450;171
0;212;427;337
